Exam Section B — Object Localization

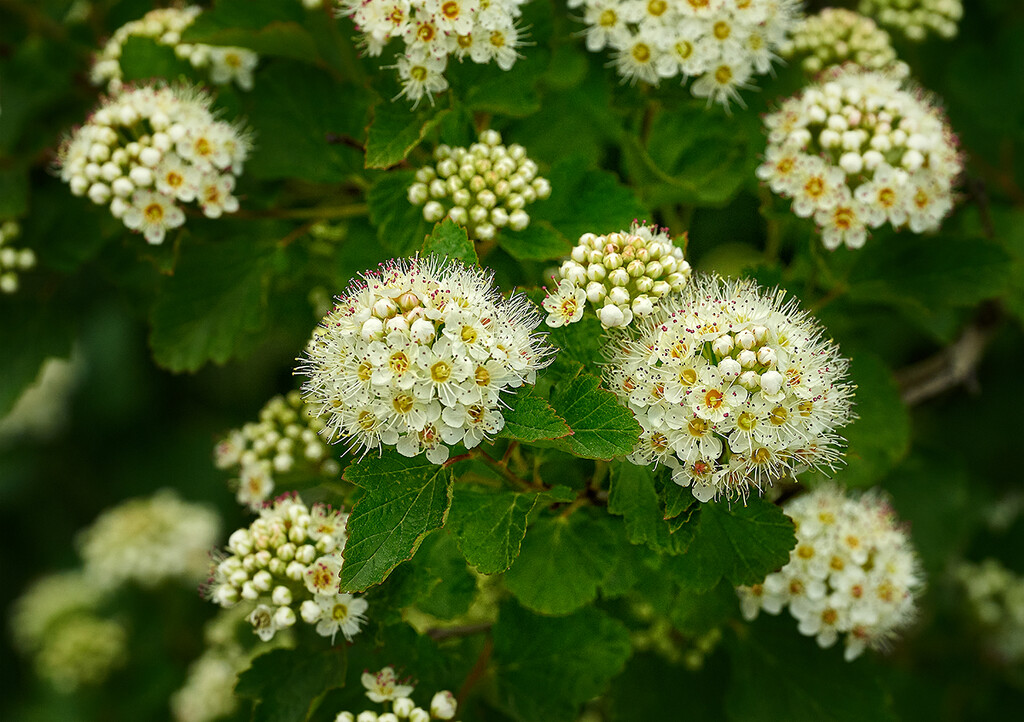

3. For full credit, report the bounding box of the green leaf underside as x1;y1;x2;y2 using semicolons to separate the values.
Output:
498;390;572;442
446;486;540;574
420;219;479;267
235;647;347;722
340;453;453;592
550;371;641;460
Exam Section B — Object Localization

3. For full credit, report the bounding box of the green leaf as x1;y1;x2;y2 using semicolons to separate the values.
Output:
420;218;478;267
607;462;692;554
499;220;574;261
663;497;796;593
368;170;431;256
180;0;317;64
0;298;75;417
406;531;477;620
726;615;897;722
118;36;195;85
148;236;279;373
493;602;632;722
550;371;641;460
365;100;449;169
503;510;623;614
235;647;347;722
670;579;737;636
446;485;540;574
340;452;453;592
545;316;606;369
498;389;571;443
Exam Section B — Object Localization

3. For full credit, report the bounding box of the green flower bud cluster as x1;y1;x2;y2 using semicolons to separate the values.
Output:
780;8;909;78
0;221;35;294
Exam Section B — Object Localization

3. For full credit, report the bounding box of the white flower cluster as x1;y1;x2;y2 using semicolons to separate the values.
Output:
9;572;128;691
954;559;1024;664
570;0;801;107
407;129;550;241
334;666;458;722
605;275;854;502
77;489;221;589
205;494;369;643
215;390;341;510
339;0;529;106
0;220;35;294
90;6;259;93
779;8;909;78
738;485;922;661
58;84;250;244
298;257;554;464
0;355;80;443
758;66;962;250
543;221;691;330
858;0;962;41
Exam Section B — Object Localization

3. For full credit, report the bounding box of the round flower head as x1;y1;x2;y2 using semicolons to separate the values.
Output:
215;390;340;510
544;221;691;330
298;256;555;464
407;129;551;242
90;6;259;93
858;0;962;41
779;9;909;79
738;485;923;661
77;489;221;589
0;220;35;295
605;274;854;503
573;0;802;108
57;83;250;244
204;493;369;643
954;559;1024;664
339;0;529;106
758;66;962;250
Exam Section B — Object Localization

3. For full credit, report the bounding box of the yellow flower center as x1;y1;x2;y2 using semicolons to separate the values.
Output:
430;361;452;382
392;394;414;414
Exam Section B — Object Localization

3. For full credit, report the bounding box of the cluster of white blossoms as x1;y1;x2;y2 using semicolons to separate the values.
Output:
0;220;35;294
205;493;369;643
57;84;250;244
215;390;341;510
738;485;922;661
543;221;691;330
408;130;550;241
570;0;801;107
954;559;1024;664
779;8;909;78
298;257;554;464
90;6;259;93
605;275;854;502
338;0;529;106
859;0;962;41
758;66;962;250
77;489;221;589
335;667;458;722
9;572;128;691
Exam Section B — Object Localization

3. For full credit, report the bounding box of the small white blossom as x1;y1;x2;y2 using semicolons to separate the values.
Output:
362;666;415;703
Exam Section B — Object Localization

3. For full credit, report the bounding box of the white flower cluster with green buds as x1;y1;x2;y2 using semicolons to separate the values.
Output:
407;130;550;241
570;0;802;107
859;0;962;41
205;494;369;643
334;666;458;722
758;66;962;250
298;256;554;464
9;572;128;692
954;559;1024;664
58;84;250;244
90;6;259;92
215;390;340;510
543;221;691;330
605;275;854;503
780;8;909;78
0;220;35;294
77;489;221;590
738;485;923;661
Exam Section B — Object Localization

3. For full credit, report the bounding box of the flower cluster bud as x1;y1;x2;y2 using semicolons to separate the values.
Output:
954;559;1024;664
738;485;923;661
90;6;259;92
339;0;528;106
214;390;339;510
858;0;962;41
334;667;457;722
758;66;962;250
606;274;854;502
543;221;691;330
408;130;550;241
0;221;35;294
780;9;909;78
572;0;801;107
57;84;250;244
204;493;369;643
